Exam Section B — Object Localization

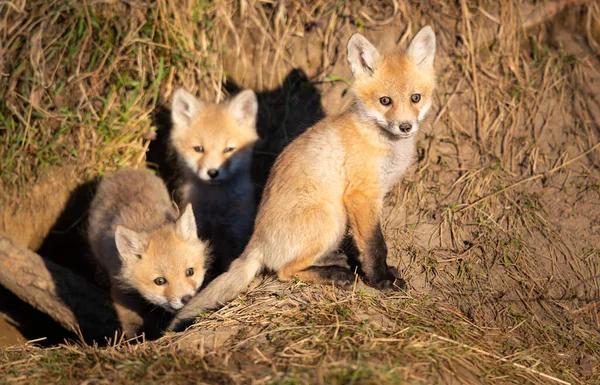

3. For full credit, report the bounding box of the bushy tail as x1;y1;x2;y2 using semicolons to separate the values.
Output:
169;247;263;331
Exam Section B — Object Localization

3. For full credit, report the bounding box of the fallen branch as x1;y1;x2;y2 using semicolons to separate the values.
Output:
0;236;119;342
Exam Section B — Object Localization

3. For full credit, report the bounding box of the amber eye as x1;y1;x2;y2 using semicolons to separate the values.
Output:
154;277;167;285
411;94;421;103
224;147;235;153
379;96;392;106
193;146;204;153
186;268;194;277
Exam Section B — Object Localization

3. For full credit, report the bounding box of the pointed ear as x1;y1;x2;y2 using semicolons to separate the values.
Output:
115;226;148;263
406;26;436;69
176;203;198;241
347;33;381;78
228;90;258;127
172;88;204;127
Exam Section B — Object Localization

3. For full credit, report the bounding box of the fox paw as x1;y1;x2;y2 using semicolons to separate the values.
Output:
305;265;355;289
364;267;406;292
326;267;356;289
168;315;195;333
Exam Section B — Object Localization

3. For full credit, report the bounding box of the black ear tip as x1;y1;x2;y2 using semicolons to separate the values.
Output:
347;33;364;48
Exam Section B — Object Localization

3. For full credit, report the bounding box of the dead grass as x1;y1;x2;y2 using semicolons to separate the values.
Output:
0;283;587;384
1;0;600;384
0;0;226;194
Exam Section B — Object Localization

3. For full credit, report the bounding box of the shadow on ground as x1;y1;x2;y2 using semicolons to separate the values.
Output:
1;69;325;346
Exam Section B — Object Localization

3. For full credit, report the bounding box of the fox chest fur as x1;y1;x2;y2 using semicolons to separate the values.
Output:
337;117;416;200
378;136;416;193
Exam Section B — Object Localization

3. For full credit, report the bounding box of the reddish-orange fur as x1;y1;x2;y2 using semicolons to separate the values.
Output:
170;26;438;331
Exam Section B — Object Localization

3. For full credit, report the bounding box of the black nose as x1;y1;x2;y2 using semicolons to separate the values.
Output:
207;169;219;178
181;295;192;305
399;123;412;133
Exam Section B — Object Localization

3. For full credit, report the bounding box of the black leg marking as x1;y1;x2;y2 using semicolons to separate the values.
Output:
299;265;355;288
357;223;406;292
313;250;350;269
168;315;196;333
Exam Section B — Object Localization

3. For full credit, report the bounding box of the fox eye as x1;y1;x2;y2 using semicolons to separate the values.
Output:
193;146;204;153
411;94;421;103
224;147;235;153
379;96;392;106
186;268;194;277
154;277;167;286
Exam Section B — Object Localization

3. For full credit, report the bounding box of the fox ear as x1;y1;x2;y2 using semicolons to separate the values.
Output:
347;33;381;77
115;226;148;264
406;26;436;69
228;90;258;128
175;203;198;241
172;88;204;127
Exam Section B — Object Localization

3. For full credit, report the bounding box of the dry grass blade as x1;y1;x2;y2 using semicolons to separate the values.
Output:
1;0;600;384
458;141;600;212
431;334;572;385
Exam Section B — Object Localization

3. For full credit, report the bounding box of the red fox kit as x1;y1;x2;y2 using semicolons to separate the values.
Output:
170;26;436;330
87;169;210;337
170;89;259;276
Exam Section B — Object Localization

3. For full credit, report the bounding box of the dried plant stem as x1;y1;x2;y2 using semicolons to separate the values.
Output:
432;334;572;385
458;141;600;212
461;0;483;148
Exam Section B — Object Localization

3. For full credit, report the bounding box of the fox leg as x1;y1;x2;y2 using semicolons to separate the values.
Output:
278;239;354;287
110;286;145;338
299;266;355;287
312;250;350;269
345;192;404;291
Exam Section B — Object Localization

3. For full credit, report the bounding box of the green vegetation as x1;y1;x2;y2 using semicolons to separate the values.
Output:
1;0;599;384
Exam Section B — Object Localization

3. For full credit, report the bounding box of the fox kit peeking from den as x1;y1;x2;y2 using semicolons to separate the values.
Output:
88;169;209;337
170;26;437;331
169;88;259;276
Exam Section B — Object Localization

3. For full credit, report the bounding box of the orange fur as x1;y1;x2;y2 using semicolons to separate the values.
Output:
170;89;259;275
88;169;210;337
170;103;258;180
170;26;438;330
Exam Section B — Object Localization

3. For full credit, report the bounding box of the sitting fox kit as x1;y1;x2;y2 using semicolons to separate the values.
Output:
87;169;209;337
170;26;437;330
170;89;259;275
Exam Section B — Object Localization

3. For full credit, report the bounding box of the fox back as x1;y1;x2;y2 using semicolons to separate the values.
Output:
88;169;210;312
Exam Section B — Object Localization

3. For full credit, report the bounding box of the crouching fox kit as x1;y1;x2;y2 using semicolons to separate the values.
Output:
170;89;259;276
88;169;210;337
170;26;437;331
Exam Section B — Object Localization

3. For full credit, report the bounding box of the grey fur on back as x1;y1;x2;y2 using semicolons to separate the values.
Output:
87;169;176;279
